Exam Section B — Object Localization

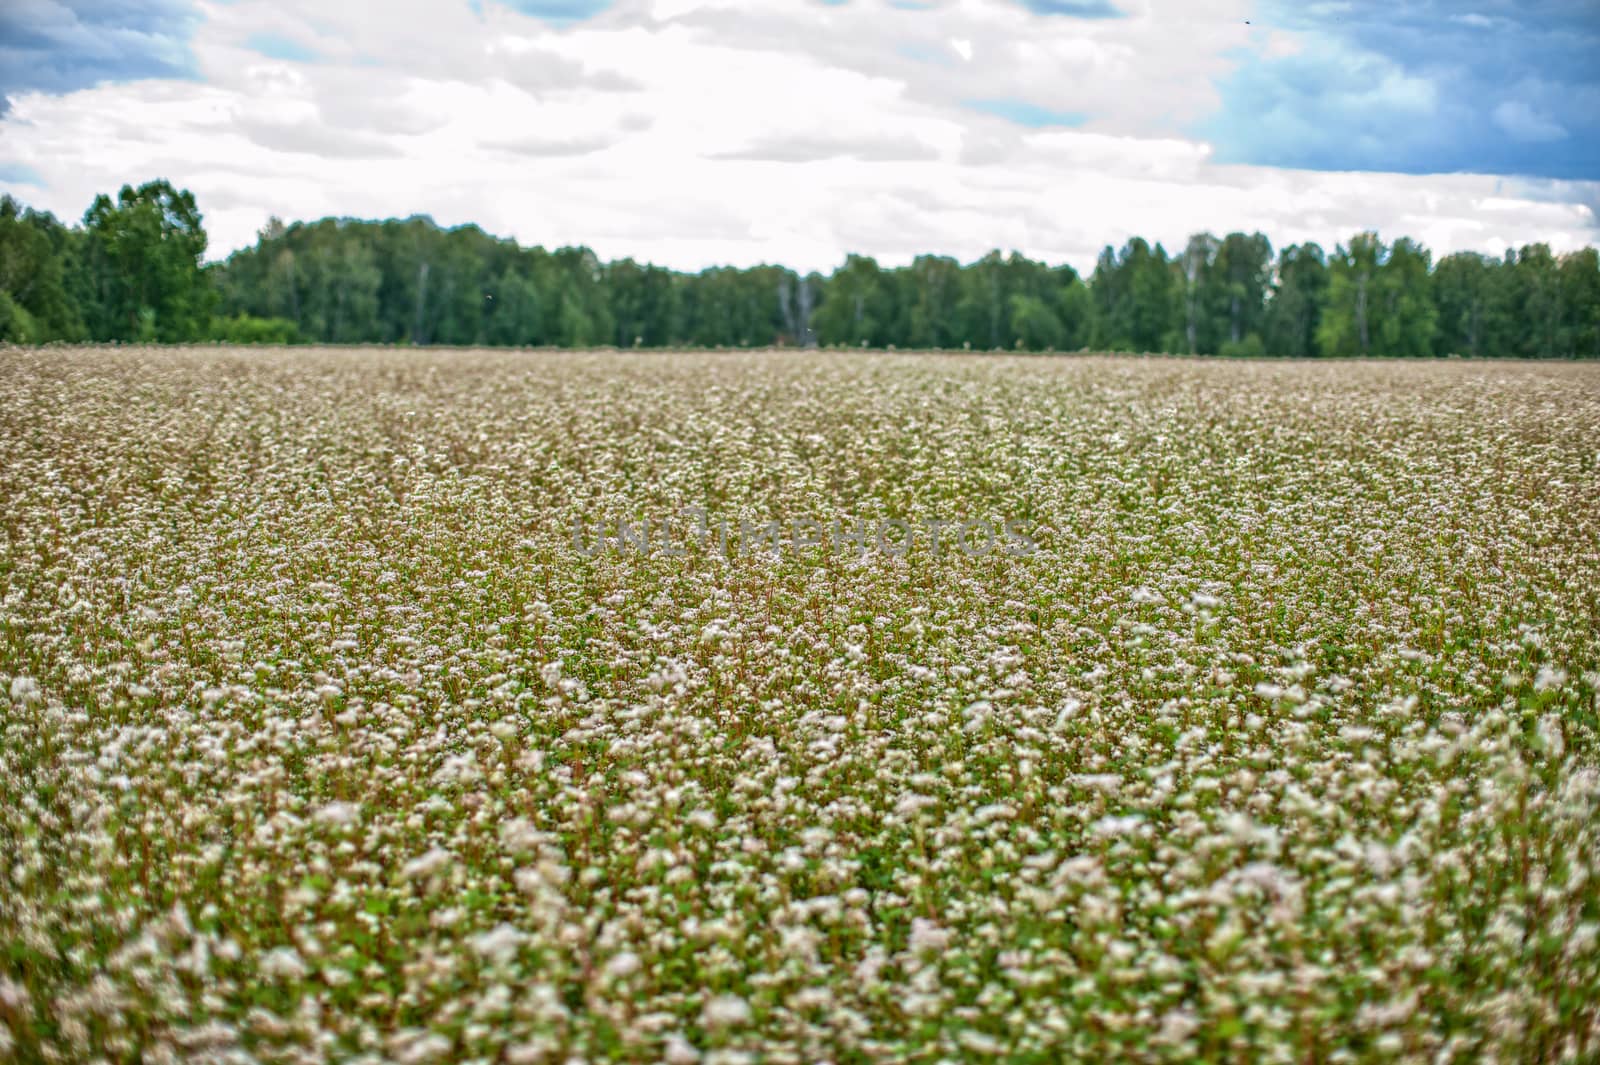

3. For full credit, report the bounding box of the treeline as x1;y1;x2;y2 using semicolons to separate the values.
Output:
4;180;1599;357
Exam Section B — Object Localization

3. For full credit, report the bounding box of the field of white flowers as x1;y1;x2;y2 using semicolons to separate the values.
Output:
2;346;1598;1064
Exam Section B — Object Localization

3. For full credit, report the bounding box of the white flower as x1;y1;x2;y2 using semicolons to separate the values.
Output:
313;801;361;828
499;818;544;855
471;923;525;965
1090;814;1144;839
908;918;950;957
1537;713;1565;759
402;848;453;881
958;1030;1005;1055
603;951;641;979
0;976;31;1012
701;993;751;1028
1159;1007;1200;1043
854;946;888;984
973;803;1015;823
391;1030;454;1065
663;1034;701;1065
8;676;41;705
259;947;307;981
1534;665;1568;692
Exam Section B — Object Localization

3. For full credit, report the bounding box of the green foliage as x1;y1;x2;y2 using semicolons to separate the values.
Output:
82;180;214;342
1211;232;1274;351
1433;252;1510;358
1090;237;1181;352
0;195;86;341
1560;248;1600;359
1008;294;1066;350
814;254;891;347
1376;237;1438;357
2;184;1598;356
1218;333;1266;358
0;289;40;342
208;313;301;345
1512;244;1563;359
1264;243;1328;357
1318;232;1384;357
607;258;679;347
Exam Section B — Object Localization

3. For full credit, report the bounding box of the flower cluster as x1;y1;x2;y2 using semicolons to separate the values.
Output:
1;345;1598;1062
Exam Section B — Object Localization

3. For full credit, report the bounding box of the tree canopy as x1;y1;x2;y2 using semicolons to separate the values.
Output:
3;183;1598;358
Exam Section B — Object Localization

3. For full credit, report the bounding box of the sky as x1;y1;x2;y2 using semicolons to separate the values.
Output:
0;0;1596;272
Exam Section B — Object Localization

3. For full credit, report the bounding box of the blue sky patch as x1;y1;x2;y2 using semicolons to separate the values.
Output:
0;0;200;104
965;98;1088;128
1204;0;1600;179
490;0;614;24
0;162;45;187
1012;0;1123;17
245;32;320;62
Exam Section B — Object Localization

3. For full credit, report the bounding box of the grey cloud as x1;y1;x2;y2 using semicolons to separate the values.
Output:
713;135;940;163
596;0;1195;139
311;74;452;137
483;133;616;157
490;49;642;96
0;0;200;99
958;127;1026;166
234;117;405;160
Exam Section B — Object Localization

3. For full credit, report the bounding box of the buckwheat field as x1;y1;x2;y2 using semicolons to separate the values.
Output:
3;345;1599;1064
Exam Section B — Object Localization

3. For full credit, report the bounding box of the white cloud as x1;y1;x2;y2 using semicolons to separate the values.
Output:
0;0;1594;271
1492;100;1569;144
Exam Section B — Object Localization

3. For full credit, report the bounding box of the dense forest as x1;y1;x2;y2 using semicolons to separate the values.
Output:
3;179;1599;357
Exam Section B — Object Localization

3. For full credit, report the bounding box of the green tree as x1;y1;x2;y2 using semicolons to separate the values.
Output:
1210;232;1273;352
815;255;892;347
82;180;213;341
1179;233;1219;354
1091;238;1180;352
1375;237;1436;357
1264;243;1327;357
607;259;679;347
1559;248;1600;359
1432;252;1511;358
7;181;1597;361
484;266;544;346
1510;244;1563;359
1317;233;1385;357
905;255;961;348
954;251;1012;350
1008;294;1065;350
0;196;86;341
208;314;299;344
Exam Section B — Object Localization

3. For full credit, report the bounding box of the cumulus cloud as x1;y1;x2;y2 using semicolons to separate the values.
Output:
483;132;618;157
233;116;408;160
0;0;1595;272
712;134;942;163
0;0;200;105
1207;0;1600;178
1492;101;1568;144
